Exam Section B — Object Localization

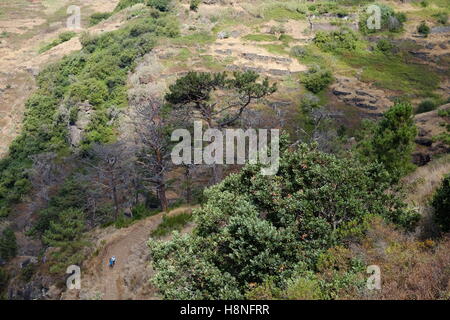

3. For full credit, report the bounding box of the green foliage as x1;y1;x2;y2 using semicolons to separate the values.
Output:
33;178;87;234
242;34;278;42
0;12;178;216
438;109;450;117
151;212;192;237
342;51;440;96
290;45;308;58
313;29;360;53
301;65;333;93
416;99;437;114
39;31;77;53
166;71;276;127
376;39;394;53
147;0;172;12
115;0;145;11
89;12;113;26
190;0;200;11
150;143;418;299
0;267;9;298
358;102;418;181
150;233;243;299
433;12;448;25
43;208;86;273
20;263;37;282
432;174;450;232
43;208;85;247
284;274;324;299
0;228;17;262
417;22;431;36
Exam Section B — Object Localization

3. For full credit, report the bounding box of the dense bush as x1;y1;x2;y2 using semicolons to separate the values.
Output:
39;31;77;53
0;228;17;262
313;29;359;53
147;0;172;12
434;12;448;25
417;22;431;36
432;174;450;233
150;142;418;299
358;102;417;181
301;65;333;93
416;99;437;114
42;208;86;273
151;212;192;237
290;45;307;58
0;267;9;298
115;0;145;11
190;0;200;11
89;12;113;26
376;39;394;53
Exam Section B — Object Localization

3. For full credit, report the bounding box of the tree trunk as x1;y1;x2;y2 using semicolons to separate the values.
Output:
211;164;223;185
185;165;192;204
112;184;119;220
157;182;168;212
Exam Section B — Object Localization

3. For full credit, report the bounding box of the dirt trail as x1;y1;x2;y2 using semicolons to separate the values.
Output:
63;206;194;300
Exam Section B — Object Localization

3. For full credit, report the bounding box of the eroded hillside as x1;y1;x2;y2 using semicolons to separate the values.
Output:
0;0;449;300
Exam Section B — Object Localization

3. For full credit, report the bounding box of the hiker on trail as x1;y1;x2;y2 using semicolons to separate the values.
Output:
109;256;116;268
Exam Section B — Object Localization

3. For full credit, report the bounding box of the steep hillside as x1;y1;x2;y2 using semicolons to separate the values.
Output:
0;0;449;300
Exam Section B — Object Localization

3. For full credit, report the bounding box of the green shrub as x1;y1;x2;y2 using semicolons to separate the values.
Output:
434;12;448;25
285;275;324;300
313;29;359;53
417;22;430;36
376;39;394;53
150;142;418;298
290;45;307;58
416;99;437;114
89;12;113;26
437;109;450;117
301;65;333;93
0;267;9;298
43;208;87;274
147;0;171;12
190;0;200;11
115;0;145;11
0;228;17;262
39;31;77;53
151;212;192;237
358;102;418;182
432;174;450;232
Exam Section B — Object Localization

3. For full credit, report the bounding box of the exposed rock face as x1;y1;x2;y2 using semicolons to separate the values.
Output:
431;26;450;34
412;152;431;166
413;103;450;165
331;76;393;114
69;102;94;148
415;137;433;147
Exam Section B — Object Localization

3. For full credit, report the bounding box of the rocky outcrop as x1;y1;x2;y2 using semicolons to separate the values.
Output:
331;76;393;114
69;102;94;148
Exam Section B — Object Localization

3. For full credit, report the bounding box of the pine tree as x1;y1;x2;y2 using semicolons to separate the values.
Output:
0;227;17;262
360;102;417;181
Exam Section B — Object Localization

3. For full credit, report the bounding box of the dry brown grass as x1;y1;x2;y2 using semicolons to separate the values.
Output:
351;217;450;300
403;154;450;207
